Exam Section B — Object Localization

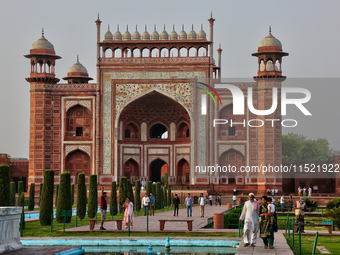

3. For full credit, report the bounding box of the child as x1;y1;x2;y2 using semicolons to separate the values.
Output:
264;197;275;224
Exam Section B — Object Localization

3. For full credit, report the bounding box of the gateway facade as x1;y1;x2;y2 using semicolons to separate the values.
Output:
25;15;286;193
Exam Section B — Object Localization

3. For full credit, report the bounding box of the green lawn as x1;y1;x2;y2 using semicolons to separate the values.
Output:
284;234;340;255
277;215;338;231
22;205;195;237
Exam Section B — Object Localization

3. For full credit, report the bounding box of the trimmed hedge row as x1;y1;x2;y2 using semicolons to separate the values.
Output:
110;181;118;216
88;175;98;219
39;169;54;226
28;183;35;211
76;173;87;221
56;172;72;223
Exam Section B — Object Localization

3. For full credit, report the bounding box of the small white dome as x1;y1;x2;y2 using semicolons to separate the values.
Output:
258;32;282;48
68;60;88;73
31;35;54;50
104;26;113;41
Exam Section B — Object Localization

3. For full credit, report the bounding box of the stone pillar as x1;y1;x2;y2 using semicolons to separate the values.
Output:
0;207;23;254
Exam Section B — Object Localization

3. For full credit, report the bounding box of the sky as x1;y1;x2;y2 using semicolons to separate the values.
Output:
0;0;340;158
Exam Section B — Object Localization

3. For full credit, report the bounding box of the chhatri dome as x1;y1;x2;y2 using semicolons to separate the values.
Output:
160;25;169;40
142;25;150;40
170;25;178;40
104;25;113;41
197;25;206;39
132;25;141;40
188;25;197;40
151;25;159;40
31;29;54;51
123;25;131;40
114;25;122;40
63;56;93;83
258;26;282;48
179;25;187;40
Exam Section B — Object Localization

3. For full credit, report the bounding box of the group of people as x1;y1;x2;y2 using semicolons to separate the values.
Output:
208;194;222;206
141;192;155;216
298;186;312;197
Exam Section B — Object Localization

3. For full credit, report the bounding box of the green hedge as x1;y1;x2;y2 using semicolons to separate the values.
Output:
18;192;25;229
327;197;340;209
39;169;54;226
230;208;243;215
110;181;118;216
119;177;127;214
224;213;239;229
28;183;35;211
71;184;75;206
55;184;59;207
156;182;161;209
18;181;24;204
134;180;141;212
76;173;87;221
126;179;134;204
88;175;98;219
146;181;152;196
167;185;172;207
0;165;10;206
10;182;16;206
39;183;43;207
56;172;72;223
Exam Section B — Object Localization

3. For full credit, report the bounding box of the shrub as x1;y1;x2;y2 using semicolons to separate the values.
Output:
18;192;25;229
39;169;54;226
110;181;118;216
146;181;152;196
55;184;59;207
324;206;340;230
134;180;141;212
119;177;127;214
0;165;10;206
71;184;75;206
327;197;340;209
304;197;318;211
39;183;43;207
230;208;243;215
10;182;16;206
88;175;98;219
126;179;134;204
18;181;24;197
167;185;172;207
56;172;72;223
224;213;239;229
164;187;168;207
76;173;87;221
156;182;161;209
152;183;156;199
28;183;35;211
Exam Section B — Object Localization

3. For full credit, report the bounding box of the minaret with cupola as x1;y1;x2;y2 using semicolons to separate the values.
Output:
24;30;61;186
252;27;288;193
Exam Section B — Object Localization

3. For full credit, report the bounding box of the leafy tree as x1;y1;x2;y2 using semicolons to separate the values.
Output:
324;207;340;230
88;175;98;219
39;169;54;226
134;180;141;212
18;192;25;229
110;181;118;216
146;181;152;196
56;172;72;223
71;184;75;206
76;173;87;220
55;184;59;207
28;183;35;211
39;183;43;207
327;197;340;209
0;165;10;206
156;182;161;209
167;185;172;207
10;182;16;206
118;177;127;214
126;179;134;205
17;181;24;205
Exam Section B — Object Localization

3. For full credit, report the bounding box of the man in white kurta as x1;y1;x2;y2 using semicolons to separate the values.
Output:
239;193;259;247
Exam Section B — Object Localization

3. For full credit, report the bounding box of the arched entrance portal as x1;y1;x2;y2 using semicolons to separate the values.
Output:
177;159;190;184
123;159;139;185
150;159;167;183
65;150;90;184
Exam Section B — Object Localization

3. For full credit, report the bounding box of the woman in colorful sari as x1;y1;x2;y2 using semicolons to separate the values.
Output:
123;197;134;229
259;196;278;249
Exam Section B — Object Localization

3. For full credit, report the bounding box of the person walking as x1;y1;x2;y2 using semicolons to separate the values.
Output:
199;193;206;217
209;194;213;206
298;186;302;197
142;193;150;216
149;192;155;216
259;196;277;249
218;195;222;206
308;187;312;197
280;195;285;208
100;187;107;230
233;194;237;206
173;194;180;216
185;193;193;217
123;197;134;229
294;197;306;233
239;193;259;247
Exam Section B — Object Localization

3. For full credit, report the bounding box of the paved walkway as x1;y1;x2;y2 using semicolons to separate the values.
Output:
235;230;293;255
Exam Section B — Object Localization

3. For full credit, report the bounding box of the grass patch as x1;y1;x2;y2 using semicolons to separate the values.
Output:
284;234;340;255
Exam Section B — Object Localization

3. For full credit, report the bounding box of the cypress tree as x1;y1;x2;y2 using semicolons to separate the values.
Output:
110;181;118;216
167;185;172;207
164;187;168;207
88;175;98;219
0;165;10;206
156;182;161;209
134;180;141;212
18;192;25;229
56;172;72;223
152;183;156;199
39;183;43;207
146;181;152;196
17;181;24;205
10;182;16;206
71;184;75;206
28;183;35;211
118;177;127;214
39;169;54;226
76;173;87;221
126;179;134;204
55;184;59;208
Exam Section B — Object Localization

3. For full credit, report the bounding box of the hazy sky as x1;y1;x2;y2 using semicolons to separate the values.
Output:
0;0;340;158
